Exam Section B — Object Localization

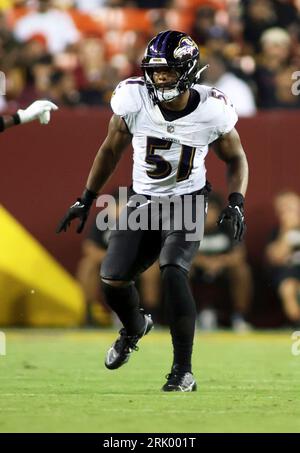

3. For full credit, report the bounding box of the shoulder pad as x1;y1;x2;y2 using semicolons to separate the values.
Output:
196;85;238;134
110;78;144;117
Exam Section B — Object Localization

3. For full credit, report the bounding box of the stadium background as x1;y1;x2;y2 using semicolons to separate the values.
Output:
0;1;300;326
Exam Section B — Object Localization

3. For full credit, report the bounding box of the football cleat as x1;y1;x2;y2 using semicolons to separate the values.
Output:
161;370;197;392
105;311;153;370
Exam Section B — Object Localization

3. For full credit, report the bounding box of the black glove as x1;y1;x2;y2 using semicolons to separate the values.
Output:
56;188;97;234
217;192;246;241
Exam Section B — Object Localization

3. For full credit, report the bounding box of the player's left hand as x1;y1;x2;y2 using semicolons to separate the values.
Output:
17;100;58;125
217;193;246;242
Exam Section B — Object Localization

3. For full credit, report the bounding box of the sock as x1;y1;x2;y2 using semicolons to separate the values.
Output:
101;281;144;335
161;265;197;373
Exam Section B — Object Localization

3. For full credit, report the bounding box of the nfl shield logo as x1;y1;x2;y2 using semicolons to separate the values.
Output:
167;125;174;133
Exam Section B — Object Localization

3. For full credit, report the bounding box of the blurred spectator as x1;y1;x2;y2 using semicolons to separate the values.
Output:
274;65;300;108
191;6;216;46
205;25;230;54
243;0;278;52
255;27;292;108
148;9;168;37
204;52;257;117
265;191;300;325
191;193;253;332
0;11;20;72
272;0;299;30
78;37;119;104
289;22;300;68
109;30;146;79
1;70;24;110
17;52;54;106
226;2;245;46
53;1;104;37
14;0;80;54
47;69;80;106
260;27;292;67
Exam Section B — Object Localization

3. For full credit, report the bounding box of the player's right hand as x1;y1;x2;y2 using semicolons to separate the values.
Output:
56;189;97;234
56;199;90;234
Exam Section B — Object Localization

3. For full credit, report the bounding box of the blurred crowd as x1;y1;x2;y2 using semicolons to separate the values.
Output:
1;0;300;115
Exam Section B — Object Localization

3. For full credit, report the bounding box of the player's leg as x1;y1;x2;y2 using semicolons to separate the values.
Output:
100;229;149;369
101;232;145;338
101;224;161;333
101;223;161;369
139;261;161;321
159;240;199;392
159;191;206;391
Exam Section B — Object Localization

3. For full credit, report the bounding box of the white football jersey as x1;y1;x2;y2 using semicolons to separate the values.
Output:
111;77;238;196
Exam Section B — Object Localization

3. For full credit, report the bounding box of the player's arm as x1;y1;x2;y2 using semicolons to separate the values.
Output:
86;114;132;194
0;100;58;133
213;127;249;241
57;114;132;234
213;127;248;196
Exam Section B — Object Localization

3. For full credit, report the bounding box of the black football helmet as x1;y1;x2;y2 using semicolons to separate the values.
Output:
141;30;200;104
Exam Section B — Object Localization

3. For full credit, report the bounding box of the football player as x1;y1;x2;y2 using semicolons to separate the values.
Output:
0;100;58;133
57;31;249;392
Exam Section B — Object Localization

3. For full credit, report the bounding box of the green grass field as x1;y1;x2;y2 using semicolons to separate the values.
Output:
0;329;299;433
